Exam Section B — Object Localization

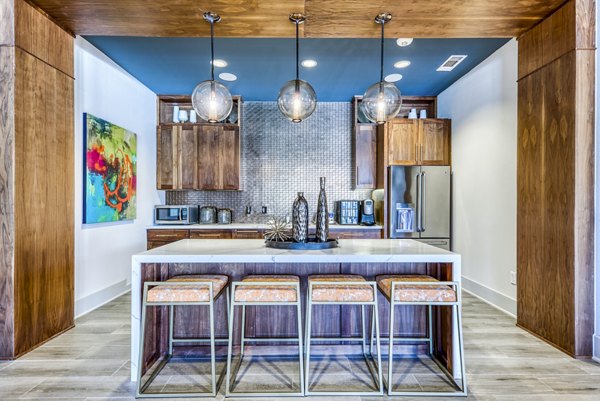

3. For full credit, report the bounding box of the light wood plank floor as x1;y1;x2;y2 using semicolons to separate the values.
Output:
0;292;598;400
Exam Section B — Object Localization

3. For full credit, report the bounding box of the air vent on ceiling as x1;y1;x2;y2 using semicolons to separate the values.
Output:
437;55;467;72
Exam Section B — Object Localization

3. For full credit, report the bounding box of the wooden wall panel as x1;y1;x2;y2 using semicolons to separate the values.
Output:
0;46;15;358
0;0;74;359
13;0;73;77
575;0;596;49
573;50;595;356
516;0;595;357
540;53;576;353
13;47;74;356
516;71;545;347
0;0;15;46
519;0;595;80
517;23;543;80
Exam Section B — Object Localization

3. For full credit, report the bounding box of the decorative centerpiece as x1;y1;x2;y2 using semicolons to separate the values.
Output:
265;184;338;250
264;217;291;242
292;192;309;243
315;177;329;242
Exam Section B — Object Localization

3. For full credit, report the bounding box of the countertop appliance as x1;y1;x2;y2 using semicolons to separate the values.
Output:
154;205;198;225
199;206;217;224
359;199;375;226
335;200;360;225
388;166;451;250
217;208;232;224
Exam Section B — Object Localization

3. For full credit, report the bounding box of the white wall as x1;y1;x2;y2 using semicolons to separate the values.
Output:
438;39;518;315
74;37;162;317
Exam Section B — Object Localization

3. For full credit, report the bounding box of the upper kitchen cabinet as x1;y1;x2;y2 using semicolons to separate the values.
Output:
353;96;444;189
197;125;240;190
156;95;241;190
385;119;451;166
353;97;378;189
419;119;451;165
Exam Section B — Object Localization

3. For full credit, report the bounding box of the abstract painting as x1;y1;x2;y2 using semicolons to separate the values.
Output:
83;113;137;224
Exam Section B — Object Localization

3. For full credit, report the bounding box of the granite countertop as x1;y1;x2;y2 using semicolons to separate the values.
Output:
133;238;459;264
147;223;384;230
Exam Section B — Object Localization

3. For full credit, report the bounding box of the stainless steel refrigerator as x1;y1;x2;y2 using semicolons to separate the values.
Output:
388;165;451;250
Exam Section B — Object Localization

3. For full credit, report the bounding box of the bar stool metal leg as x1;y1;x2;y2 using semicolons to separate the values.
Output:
226;278;304;397
380;278;467;397
240;305;246;357
304;278;384;396
136;278;229;398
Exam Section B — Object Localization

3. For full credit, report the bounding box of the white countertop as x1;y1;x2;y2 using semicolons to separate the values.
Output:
133;238;459;264
148;223;383;230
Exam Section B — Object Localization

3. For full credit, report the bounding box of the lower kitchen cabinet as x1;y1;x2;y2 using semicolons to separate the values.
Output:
232;229;264;239
329;229;383;239
147;228;383;249
190;230;233;239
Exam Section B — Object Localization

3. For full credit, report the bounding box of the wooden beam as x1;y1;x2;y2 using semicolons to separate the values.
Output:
28;0;566;38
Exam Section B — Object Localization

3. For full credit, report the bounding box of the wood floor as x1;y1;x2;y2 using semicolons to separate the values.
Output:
0;292;598;400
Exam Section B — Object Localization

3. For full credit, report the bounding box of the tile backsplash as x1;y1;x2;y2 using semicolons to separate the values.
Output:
166;101;374;221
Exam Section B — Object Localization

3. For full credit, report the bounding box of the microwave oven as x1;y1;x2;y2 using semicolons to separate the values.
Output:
154;205;199;225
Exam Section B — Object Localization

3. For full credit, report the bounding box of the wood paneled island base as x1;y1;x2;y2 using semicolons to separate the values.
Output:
130;239;462;384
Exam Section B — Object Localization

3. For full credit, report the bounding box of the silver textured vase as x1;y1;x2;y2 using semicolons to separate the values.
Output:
292;192;309;243
316;177;329;242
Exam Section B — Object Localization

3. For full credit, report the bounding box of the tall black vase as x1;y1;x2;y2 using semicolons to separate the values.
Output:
292;192;309;243
316;177;329;242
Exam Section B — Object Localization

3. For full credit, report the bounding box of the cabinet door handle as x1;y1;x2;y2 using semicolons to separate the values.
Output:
420;144;424;162
236;230;260;234
194;234;223;238
155;234;179;238
415;144;418;162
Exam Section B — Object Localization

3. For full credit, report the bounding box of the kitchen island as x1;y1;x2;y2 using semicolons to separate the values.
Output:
130;238;461;381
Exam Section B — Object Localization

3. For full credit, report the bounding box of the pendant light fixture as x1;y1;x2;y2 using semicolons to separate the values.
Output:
192;12;233;123
361;13;402;124
277;13;317;123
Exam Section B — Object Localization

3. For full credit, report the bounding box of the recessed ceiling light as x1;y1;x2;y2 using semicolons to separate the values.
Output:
219;72;237;81
394;60;411;69
385;73;403;83
211;59;228;67
301;59;318;68
396;38;414;47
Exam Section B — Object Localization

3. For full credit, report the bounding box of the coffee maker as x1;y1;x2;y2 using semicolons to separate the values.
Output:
359;199;375;226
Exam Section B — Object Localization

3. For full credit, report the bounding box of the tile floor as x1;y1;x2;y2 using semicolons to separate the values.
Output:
0;292;599;400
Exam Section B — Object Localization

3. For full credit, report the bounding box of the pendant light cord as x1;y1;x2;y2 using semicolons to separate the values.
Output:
210;19;215;81
295;21;300;81
380;20;384;83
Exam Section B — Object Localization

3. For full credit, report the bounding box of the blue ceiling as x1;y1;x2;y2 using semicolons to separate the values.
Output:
84;36;510;101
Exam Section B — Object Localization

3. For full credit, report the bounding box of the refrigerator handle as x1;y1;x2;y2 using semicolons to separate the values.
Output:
421;172;426;233
416;172;422;232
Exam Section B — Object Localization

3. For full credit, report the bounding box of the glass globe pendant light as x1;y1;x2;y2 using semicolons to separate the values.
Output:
362;13;402;124
192;12;233;123
277;13;317;123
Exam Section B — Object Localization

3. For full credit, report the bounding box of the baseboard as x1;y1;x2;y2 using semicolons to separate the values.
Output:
75;280;130;318
461;276;517;317
594;334;600;362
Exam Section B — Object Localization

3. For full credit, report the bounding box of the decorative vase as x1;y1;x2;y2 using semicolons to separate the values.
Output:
316;177;329;242
292;192;309;243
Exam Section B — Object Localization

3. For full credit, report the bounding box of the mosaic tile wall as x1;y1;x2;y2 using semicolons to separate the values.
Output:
166;102;374;222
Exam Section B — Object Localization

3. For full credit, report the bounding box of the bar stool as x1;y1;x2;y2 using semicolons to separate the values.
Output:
226;275;303;397
137;275;229;398
305;274;384;396
376;275;467;397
